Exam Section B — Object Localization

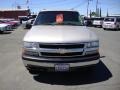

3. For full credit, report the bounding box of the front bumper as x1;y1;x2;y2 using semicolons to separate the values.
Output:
0;27;6;31
103;25;117;29
22;53;100;71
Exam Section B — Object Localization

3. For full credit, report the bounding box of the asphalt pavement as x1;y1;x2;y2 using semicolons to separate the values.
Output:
0;25;120;90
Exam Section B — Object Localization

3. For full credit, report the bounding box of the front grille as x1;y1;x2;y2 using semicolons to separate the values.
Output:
39;43;85;57
24;51;39;57
41;52;83;57
39;44;84;49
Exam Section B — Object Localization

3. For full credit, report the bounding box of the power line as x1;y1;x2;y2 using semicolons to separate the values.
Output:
16;0;70;9
28;0;68;6
71;0;92;17
27;0;81;9
71;0;87;10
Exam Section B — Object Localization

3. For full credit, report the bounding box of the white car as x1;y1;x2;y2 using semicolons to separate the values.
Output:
93;17;104;27
0;23;12;33
25;19;35;29
102;17;120;30
22;10;100;74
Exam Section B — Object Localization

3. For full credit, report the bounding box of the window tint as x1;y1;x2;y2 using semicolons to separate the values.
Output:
104;18;115;22
117;18;120;22
93;18;104;20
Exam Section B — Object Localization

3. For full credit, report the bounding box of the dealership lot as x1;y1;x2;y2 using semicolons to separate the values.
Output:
0;25;120;90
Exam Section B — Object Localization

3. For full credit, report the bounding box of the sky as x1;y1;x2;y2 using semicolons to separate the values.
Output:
0;0;120;16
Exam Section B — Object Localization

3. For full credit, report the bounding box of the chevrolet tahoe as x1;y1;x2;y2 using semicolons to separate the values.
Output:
22;10;100;74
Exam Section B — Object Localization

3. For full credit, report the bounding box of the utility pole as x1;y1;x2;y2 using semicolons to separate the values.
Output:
26;0;29;9
96;0;98;16
87;0;90;17
100;8;101;17
107;9;109;17
14;0;17;8
90;10;92;18
87;0;92;17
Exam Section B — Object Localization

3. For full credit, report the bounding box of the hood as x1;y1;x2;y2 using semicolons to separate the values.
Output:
6;22;16;25
24;26;98;43
0;24;8;27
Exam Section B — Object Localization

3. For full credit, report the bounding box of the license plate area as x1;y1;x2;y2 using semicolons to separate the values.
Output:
55;64;70;72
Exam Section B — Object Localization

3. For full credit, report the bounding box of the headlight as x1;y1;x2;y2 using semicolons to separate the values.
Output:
23;42;38;49
2;27;6;30
5;26;8;30
91;41;99;47
86;41;99;48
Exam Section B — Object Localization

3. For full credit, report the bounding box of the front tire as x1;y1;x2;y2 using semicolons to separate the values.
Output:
28;69;39;74
103;28;106;30
0;31;3;34
116;26;119;31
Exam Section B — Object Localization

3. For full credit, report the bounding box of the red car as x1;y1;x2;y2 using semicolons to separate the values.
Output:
0;19;19;28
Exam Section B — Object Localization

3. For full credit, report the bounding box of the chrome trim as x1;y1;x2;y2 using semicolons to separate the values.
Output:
38;48;84;53
38;43;86;57
23;43;99;57
23;59;100;67
84;47;98;52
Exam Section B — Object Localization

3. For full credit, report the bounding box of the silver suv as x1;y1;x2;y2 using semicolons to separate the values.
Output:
103;17;120;30
22;10;100;73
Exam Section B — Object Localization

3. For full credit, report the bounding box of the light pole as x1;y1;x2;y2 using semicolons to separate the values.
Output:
87;0;92;17
96;0;98;16
87;0;90;17
26;0;29;9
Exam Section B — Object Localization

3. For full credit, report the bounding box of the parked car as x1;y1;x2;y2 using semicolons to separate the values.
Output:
93;17;104;27
102;17;120;30
18;16;28;24
18;16;28;21
28;14;37;19
0;23;11;33
0;19;18;29
25;15;36;29
25;19;35;29
22;10;100;74
10;20;20;26
84;17;94;26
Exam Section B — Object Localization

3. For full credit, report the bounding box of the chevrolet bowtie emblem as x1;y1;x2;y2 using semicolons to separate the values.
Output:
58;49;67;54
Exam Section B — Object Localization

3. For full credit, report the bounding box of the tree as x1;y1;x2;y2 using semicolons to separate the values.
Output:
90;11;97;17
17;5;21;9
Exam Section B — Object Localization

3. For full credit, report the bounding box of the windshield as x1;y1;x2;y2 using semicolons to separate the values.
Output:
34;11;82;26
93;18;104;21
0;20;10;23
0;20;6;23
104;18;115;22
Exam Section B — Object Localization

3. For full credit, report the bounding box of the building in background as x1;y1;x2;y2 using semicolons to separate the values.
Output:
0;8;30;20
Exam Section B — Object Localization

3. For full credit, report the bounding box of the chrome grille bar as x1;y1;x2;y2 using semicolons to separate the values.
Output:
38;43;85;57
